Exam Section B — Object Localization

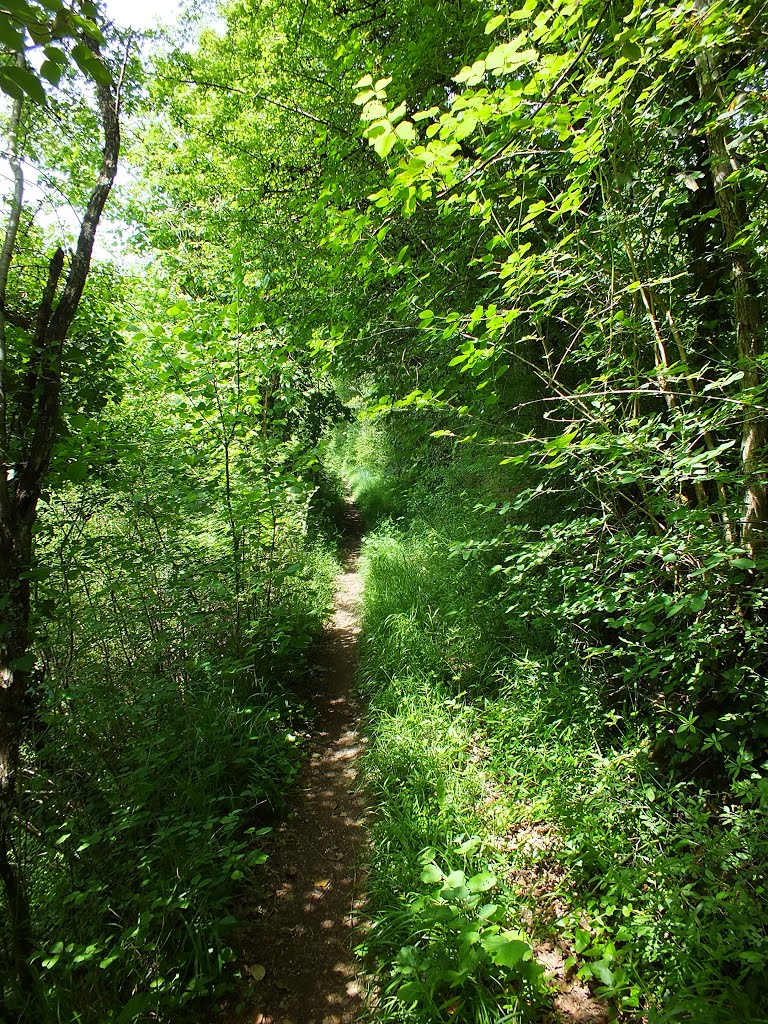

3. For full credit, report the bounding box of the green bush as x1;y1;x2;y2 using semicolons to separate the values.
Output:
340;422;768;1022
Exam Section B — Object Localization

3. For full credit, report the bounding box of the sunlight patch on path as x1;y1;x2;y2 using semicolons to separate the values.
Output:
231;523;370;1024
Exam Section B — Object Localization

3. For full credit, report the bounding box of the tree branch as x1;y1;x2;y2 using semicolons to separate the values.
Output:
18;37;120;513
163;75;353;137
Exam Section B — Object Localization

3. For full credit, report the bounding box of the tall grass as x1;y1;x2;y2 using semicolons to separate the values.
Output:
332;418;768;1024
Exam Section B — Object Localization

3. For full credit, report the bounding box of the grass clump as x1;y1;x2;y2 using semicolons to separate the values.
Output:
358;520;551;1023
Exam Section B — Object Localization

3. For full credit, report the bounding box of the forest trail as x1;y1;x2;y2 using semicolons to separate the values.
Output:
230;505;370;1024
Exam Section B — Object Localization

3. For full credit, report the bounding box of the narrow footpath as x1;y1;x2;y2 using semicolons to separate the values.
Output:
232;513;370;1024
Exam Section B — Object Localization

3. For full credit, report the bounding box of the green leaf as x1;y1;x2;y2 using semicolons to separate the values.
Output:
454;114;477;140
509;0;537;18
396;980;423;1003
353;88;376;105
0;20;25;49
702;370;743;392
455;837;482;855
371;126;396;157
64;461;88;483
485;14;506;33
444;869;466;889
454;59;486;86
466;871;497;893
574;927;591;953
394;120;415;143
44;45;68;64
420;862;443;883
482;934;531;968
40;60;64;85
388;100;407;124
592;960;615;987
436;776;447;806
365;120;389;138
485;43;538;74
361;99;387;121
0;63;47;104
72;43;112;85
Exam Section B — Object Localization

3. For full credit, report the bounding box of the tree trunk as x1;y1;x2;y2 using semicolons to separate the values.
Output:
694;1;767;556
0;30;122;998
0;516;36;987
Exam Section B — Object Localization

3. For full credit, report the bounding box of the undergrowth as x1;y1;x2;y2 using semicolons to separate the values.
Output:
1;438;341;1021
331;418;768;1024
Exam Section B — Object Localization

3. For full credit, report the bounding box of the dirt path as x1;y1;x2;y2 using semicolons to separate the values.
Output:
231;517;370;1024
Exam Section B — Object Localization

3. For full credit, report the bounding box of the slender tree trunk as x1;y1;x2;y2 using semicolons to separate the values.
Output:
0;61;37;990
0;518;36;988
694;1;767;556
0;33;122;997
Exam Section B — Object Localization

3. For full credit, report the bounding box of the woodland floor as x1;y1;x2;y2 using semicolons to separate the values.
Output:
219;504;611;1024
225;505;371;1024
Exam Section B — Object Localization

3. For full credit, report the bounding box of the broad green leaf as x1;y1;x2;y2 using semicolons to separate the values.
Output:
466;870;497;893
485;43;538;74
454;114;477;140
574;928;591;953
420;862;443;883
0;63;47;104
389;100;407;124
509;0;537;18
371;126;396;157
10;652;36;672
394;120;415;142
396;980;423;1003
591;960;615;987
0;20;25;48
444;869;466;889
454;60;486;85
40;60;64;86
482;934;531;968
361;99;388;121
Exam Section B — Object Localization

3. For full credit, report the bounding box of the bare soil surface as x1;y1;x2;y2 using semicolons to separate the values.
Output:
228;514;370;1024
